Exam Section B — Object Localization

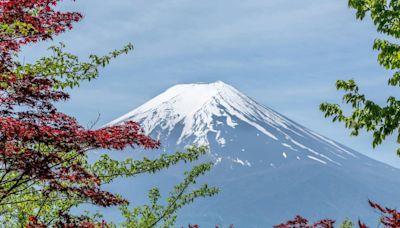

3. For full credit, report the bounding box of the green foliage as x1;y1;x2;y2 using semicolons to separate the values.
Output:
339;219;354;228
0;20;37;37
117;163;219;228
0;146;217;226
92;146;209;184
348;0;400;38
15;42;134;89
320;0;400;155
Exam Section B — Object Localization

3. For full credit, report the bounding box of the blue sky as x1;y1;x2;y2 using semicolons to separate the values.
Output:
22;0;400;167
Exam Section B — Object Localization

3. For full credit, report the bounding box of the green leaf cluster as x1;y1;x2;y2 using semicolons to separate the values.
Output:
320;0;400;155
0;20;37;37
339;219;354;228
15;42;134;89
117;163;219;228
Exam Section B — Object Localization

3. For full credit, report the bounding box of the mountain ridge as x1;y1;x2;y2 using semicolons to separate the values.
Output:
106;81;400;227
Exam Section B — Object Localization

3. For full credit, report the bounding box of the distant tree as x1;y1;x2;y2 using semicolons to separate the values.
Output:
320;0;400;156
0;0;217;226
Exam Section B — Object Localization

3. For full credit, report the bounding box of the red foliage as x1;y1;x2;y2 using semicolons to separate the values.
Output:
0;55;160;209
0;0;82;70
26;216;46;228
0;0;160;226
358;220;368;228
359;200;400;228
275;201;400;228
274;215;335;228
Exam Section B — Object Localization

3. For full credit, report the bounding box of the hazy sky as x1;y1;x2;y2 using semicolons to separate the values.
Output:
22;0;400;167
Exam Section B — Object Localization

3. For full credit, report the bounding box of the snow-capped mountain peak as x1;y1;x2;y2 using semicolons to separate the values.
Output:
108;81;359;167
109;81;294;145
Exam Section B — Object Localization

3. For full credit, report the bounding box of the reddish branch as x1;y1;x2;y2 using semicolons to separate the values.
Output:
274;215;335;228
360;200;400;228
275;200;400;228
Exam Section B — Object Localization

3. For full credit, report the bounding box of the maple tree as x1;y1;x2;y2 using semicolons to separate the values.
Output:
0;0;217;226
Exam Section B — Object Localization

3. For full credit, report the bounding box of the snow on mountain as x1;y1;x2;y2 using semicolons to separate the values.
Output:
109;81;279;144
109;81;356;167
107;81;400;227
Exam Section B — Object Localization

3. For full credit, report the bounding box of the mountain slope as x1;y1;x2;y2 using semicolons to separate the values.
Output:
108;81;400;227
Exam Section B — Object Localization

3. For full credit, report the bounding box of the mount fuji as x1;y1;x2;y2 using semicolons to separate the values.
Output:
107;81;400;227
